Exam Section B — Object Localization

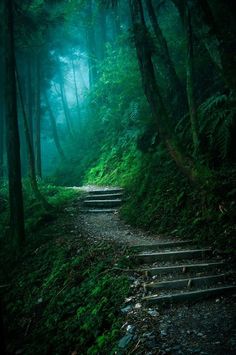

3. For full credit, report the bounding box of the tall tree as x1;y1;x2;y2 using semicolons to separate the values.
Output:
87;0;98;87
58;60;74;137
145;0;186;120
72;59;81;122
3;0;25;244
44;92;66;161
16;69;51;209
129;0;197;181
171;0;236;94
0;105;4;180
185;3;199;155
35;55;42;177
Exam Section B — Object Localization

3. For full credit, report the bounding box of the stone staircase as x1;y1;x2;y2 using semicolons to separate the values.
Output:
130;240;236;305
80;187;235;304
81;188;124;213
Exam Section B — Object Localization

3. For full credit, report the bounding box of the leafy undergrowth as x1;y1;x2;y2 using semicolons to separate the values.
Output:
0;194;130;354
0;181;78;236
81;141;236;254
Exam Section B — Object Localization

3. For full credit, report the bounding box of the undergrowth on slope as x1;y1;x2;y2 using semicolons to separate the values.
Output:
85;141;236;254
0;182;77;237
0;192;130;354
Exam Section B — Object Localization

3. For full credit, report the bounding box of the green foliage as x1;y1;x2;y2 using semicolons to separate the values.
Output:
0;204;129;354
0;181;78;237
198;92;236;160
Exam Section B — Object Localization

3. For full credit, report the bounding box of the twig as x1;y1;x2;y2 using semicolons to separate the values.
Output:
128;339;141;354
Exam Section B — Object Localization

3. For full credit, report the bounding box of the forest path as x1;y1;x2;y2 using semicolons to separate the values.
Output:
76;186;236;354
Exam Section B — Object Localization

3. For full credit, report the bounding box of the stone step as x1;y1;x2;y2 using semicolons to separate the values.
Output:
143;285;236;305
88;189;124;195
131;240;196;252
145;273;229;290
86;193;123;200
142;261;225;276
83;199;122;208
80;208;117;213
134;249;212;264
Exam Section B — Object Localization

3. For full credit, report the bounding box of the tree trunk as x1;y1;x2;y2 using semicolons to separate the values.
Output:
3;0;25;244
0;105;4;180
99;6;107;60
35;56;42;178
129;0;196;182
16;69;51;210
0;298;6;355
145;0;186;120
172;0;236;94
185;3;199;156
27;56;34;144
202;0;236;94
87;0;98;87
72;60;81;123
44;93;66;161
58;61;74;137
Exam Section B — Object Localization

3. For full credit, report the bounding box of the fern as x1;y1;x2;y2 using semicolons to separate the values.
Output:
198;92;236;159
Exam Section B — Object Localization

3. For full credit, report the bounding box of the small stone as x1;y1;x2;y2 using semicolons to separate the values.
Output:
134;303;142;309
161;330;167;337
127;324;135;334
125;296;134;303
142;332;154;338
118;334;133;349
121;305;132;314
147;309;159;317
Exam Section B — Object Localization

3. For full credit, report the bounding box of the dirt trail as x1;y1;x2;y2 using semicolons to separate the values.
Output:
75;186;236;355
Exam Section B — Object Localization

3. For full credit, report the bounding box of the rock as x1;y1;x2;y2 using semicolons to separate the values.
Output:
147;309;159;317
142;332;154;338
197;332;204;337
118;334;133;349
121;305;132;313
127;324;135;334
161;330;167;337
134;302;142;309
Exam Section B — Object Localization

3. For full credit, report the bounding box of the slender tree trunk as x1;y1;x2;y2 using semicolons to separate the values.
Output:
185;4;199;156
58;61;74;136
145;0;186;120
87;0;98;87
0;299;6;355
172;0;236;94
99;6;107;60
35;56;42;178
72;60;81;122
3;0;25;244
16;69;51;209
113;6;121;38
44;93;66;161
0;105;4;180
202;0;236;94
27;56;34;143
129;0;196;182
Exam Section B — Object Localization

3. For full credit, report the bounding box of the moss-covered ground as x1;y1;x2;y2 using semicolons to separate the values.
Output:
0;185;130;354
